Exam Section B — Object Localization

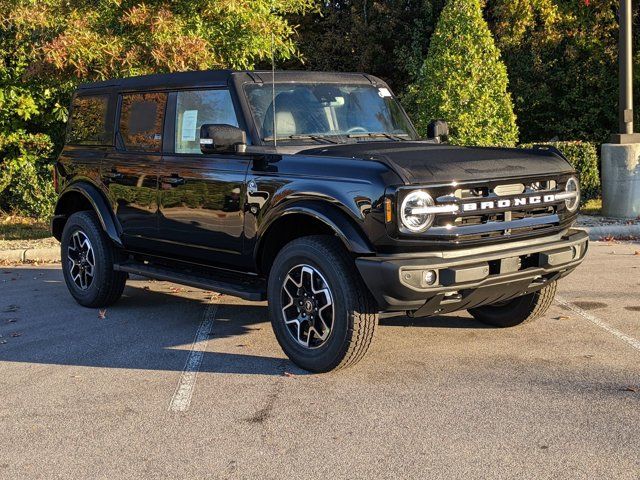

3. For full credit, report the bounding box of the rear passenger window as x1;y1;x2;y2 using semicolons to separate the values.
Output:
119;92;167;152
175;90;238;154
67;95;112;145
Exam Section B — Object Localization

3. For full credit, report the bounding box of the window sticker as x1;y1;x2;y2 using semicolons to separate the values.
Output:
181;110;198;142
378;88;392;98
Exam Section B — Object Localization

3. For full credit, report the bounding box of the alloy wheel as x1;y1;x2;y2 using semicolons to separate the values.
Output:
67;230;95;290
281;264;334;349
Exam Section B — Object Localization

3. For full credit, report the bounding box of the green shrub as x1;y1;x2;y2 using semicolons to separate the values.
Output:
405;0;519;147
520;141;601;201
0;132;56;220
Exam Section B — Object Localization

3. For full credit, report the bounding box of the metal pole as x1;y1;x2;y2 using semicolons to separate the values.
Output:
619;0;634;135
612;0;640;143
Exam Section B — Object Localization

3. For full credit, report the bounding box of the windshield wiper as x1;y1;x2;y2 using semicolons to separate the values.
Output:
263;134;341;144
347;132;409;141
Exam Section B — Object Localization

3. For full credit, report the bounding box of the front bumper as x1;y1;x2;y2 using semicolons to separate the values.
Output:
356;229;588;317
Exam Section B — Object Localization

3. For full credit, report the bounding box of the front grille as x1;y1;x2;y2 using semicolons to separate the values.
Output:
397;176;576;245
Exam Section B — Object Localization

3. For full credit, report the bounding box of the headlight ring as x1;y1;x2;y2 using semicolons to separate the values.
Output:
400;191;436;233
564;176;580;212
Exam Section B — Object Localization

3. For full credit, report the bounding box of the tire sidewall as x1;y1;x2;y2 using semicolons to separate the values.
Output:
61;212;111;306
268;240;353;372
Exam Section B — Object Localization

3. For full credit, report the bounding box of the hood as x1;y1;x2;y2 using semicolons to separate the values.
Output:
300;141;574;184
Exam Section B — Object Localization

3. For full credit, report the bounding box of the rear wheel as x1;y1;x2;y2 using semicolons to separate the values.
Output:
61;211;127;308
267;236;378;373
468;281;557;328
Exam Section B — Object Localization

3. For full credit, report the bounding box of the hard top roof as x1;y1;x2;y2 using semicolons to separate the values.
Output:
77;70;383;92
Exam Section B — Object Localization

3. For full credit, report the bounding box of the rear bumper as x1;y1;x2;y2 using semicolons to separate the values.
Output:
356;229;588;317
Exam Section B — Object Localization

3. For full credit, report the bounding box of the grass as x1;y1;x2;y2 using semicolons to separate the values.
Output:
0;214;51;241
581;198;602;216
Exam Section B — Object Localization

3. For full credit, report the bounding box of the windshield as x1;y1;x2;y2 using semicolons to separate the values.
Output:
244;83;417;143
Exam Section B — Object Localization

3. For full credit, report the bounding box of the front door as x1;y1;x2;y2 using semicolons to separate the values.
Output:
157;89;251;268
103;92;167;251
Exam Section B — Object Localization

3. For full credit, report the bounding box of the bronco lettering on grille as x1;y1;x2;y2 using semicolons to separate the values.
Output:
462;195;556;212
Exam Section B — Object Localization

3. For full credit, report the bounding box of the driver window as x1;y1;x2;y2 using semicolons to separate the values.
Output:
175;89;238;154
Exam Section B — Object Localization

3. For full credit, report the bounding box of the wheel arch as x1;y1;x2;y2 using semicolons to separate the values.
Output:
255;201;374;275
52;182;122;247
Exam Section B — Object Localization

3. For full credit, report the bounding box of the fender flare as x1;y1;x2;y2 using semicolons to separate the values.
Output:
53;182;123;247
256;200;375;261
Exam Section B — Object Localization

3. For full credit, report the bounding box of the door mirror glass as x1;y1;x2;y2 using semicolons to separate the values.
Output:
200;124;247;154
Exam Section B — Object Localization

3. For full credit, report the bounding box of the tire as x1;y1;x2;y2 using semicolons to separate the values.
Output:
61;211;127;308
267;235;378;373
468;281;557;328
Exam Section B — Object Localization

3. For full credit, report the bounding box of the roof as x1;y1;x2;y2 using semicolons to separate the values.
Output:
77;70;383;92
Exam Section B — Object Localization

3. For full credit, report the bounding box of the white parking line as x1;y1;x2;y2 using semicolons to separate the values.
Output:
168;299;219;412
556;295;640;352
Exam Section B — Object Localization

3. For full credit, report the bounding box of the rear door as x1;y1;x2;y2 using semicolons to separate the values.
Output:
157;88;251;268
103;92;167;251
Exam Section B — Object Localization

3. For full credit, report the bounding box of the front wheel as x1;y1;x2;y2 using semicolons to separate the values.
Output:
267;236;378;373
468;281;557;328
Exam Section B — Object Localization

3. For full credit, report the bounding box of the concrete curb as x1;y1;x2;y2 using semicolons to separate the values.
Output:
580;225;640;240
0;246;60;263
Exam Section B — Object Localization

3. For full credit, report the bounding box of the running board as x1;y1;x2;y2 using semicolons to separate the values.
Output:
114;262;266;301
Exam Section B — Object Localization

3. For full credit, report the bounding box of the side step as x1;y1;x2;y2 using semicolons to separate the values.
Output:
114;262;266;301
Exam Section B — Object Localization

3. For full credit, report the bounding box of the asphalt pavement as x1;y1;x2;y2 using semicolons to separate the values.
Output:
0;241;639;479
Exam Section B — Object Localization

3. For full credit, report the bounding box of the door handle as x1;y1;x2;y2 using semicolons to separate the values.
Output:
104;170;123;180
161;175;185;186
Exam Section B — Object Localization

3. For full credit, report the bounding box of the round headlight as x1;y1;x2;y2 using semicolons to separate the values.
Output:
565;176;580;212
400;191;435;233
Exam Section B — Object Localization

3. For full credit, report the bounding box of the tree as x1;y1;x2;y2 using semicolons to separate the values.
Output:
284;1;446;94
0;0;315;217
406;0;519;146
486;0;620;144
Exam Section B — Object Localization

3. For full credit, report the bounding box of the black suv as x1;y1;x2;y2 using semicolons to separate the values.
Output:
52;70;588;372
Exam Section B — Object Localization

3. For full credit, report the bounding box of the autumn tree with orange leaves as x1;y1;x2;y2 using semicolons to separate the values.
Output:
0;0;315;217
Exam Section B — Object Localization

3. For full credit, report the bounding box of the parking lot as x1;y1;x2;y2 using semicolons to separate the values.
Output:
1;241;639;479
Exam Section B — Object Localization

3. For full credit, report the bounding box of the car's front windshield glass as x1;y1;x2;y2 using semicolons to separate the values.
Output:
244;82;418;144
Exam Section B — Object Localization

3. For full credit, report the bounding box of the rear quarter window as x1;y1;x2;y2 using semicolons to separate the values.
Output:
67;95;113;145
119;92;167;152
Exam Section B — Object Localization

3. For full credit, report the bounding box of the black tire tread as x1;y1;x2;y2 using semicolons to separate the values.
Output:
521;280;557;324
296;236;378;371
62;211;127;308
469;281;557;328
270;235;378;372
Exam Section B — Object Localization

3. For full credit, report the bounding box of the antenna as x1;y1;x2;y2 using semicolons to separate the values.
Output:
270;3;277;148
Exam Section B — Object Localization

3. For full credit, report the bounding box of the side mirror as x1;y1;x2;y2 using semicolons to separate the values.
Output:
200;124;247;154
427;120;449;143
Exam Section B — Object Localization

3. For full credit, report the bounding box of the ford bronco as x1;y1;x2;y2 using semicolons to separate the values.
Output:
52;70;588;372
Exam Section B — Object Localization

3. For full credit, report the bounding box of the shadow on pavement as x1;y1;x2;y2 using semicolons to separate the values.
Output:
0;267;289;375
0;266;489;375
379;314;490;329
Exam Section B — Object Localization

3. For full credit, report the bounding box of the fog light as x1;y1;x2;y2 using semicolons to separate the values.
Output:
423;270;438;286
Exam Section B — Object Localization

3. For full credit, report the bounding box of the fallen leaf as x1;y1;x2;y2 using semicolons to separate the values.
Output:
236;344;247;348
283;372;296;378
621;386;638;392
98;309;107;319
555;315;571;320
634;251;640;256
